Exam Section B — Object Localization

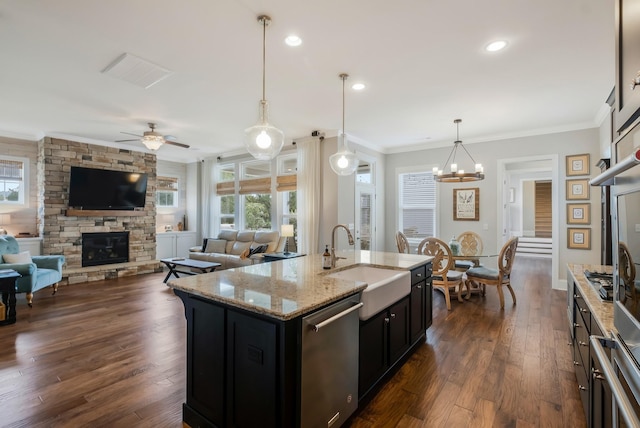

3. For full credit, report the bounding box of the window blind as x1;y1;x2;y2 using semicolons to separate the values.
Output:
399;172;436;239
276;174;296;191
0;160;23;181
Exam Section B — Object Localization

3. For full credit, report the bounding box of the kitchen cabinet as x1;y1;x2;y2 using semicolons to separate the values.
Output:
176;290;300;428
614;0;640;133
156;231;196;259
175;289;360;428
410;263;433;344
359;262;432;401
568;271;610;426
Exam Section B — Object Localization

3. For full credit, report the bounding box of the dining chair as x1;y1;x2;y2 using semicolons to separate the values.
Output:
465;237;518;309
454;231;484;271
417;237;466;310
395;231;410;254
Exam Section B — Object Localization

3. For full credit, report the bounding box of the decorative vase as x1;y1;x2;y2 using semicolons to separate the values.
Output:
449;235;460;256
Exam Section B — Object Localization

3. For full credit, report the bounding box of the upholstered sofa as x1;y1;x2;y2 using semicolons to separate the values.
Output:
0;235;65;306
189;230;285;270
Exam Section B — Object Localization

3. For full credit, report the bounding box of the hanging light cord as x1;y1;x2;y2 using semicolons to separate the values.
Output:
342;74;346;134
439;119;477;168
261;17;267;102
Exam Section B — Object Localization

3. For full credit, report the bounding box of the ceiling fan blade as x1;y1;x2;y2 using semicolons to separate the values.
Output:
115;139;139;142
165;140;190;149
120;131;143;137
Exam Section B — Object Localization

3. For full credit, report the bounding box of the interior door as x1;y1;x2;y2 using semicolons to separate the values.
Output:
355;188;374;251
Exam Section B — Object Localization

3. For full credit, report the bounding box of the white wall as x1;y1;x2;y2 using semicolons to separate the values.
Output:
0;137;38;236
156;159;189;233
384;127;602;286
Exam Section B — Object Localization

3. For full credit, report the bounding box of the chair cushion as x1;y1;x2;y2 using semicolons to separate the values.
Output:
205;239;227;253
3;251;32;264
433;270;464;281
454;260;475;269
466;266;499;281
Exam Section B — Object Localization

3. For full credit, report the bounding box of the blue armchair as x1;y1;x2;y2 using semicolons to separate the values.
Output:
0;235;65;306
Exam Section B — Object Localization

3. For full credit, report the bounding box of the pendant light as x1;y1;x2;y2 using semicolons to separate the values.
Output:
433;119;484;182
329;73;358;176
244;15;284;160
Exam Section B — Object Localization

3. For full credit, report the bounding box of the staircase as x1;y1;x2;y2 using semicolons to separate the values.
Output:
516;236;552;258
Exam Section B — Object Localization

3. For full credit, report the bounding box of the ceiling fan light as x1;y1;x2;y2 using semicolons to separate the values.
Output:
142;135;164;150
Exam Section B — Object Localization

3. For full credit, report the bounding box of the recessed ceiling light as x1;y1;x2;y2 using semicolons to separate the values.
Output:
485;40;508;52
352;83;365;91
285;35;302;46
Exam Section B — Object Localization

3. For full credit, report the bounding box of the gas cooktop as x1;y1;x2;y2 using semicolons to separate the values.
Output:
584;270;613;301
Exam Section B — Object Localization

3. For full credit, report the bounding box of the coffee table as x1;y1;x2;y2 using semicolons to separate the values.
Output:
0;269;21;325
160;258;221;283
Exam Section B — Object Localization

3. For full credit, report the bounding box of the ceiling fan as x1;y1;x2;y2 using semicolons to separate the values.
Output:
116;122;190;150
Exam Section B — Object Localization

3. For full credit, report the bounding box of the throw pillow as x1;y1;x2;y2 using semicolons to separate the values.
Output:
205;239;227;253
3;251;32;264
249;244;269;256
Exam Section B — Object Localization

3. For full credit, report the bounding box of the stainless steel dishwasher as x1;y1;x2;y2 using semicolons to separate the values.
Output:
301;295;363;428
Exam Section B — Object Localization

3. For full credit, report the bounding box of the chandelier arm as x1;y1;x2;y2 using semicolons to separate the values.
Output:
440;146;456;170
460;143;478;165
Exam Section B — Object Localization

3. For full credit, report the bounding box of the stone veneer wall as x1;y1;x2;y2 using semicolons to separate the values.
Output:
38;137;161;284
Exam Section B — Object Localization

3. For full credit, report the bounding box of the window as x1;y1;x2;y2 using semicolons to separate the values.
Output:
156;176;178;207
398;171;436;241
216;163;236;229
214;154;297;233
0;157;26;205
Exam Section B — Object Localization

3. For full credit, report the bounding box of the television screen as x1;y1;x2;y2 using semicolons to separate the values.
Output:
68;166;148;210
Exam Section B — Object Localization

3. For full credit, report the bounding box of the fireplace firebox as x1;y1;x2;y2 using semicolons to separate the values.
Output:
82;232;129;267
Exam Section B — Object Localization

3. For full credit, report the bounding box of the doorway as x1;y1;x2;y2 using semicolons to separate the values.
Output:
497;155;560;289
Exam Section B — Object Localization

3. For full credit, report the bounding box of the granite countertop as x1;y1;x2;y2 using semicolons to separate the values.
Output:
567;263;614;336
167;250;433;321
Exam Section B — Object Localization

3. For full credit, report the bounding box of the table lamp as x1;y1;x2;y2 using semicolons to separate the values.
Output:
281;224;294;255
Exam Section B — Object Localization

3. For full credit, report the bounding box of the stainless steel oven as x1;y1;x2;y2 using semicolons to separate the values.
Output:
591;119;640;426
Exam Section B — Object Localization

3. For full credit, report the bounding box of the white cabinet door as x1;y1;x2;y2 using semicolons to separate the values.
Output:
156;234;175;260
16;238;42;256
176;232;196;257
156;232;197;259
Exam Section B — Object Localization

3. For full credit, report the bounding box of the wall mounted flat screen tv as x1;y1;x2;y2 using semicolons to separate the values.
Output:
68;166;148;210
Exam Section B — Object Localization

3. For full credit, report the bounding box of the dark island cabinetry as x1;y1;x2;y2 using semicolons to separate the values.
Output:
359;262;432;401
176;290;298;428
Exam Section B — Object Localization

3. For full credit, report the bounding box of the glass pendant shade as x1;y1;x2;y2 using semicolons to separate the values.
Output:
329;133;358;175
244;15;284;161
244;100;284;160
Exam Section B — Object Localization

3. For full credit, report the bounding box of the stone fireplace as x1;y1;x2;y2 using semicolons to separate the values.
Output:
82;231;129;267
39;137;162;285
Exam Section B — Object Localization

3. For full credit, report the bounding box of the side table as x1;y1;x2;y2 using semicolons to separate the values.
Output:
0;269;21;325
263;252;306;262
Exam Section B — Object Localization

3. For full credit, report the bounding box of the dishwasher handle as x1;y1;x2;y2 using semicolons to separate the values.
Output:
590;336;640;428
312;302;363;332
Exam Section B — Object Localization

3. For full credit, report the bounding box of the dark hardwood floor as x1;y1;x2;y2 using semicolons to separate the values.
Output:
0;257;585;427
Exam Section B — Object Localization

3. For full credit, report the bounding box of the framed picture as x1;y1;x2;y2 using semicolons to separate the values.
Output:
453;187;479;221
567;203;590;225
568;227;591;250
566;153;590;176
566;179;590;200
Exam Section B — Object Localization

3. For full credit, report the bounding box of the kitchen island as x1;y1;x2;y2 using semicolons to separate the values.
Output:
167;250;432;428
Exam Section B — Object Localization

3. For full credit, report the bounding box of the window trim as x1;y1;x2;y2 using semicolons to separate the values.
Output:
0;155;28;206
156;175;179;208
397;166;439;246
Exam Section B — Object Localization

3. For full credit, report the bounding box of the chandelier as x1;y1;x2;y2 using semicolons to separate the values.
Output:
244;15;284;160
433;119;484;182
